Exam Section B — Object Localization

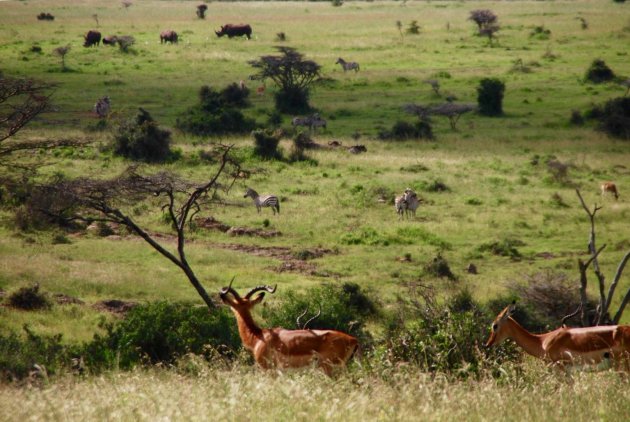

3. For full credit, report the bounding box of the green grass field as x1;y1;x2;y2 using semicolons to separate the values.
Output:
1;0;630;418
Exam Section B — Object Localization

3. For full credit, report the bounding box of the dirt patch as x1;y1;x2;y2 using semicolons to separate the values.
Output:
53;293;84;305
196;216;230;232
217;244;336;276
94;299;138;315
227;227;281;238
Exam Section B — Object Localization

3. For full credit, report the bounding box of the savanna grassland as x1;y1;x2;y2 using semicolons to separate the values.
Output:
1;0;630;420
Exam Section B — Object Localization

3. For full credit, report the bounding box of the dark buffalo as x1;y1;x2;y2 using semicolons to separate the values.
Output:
102;36;118;46
83;30;101;47
215;24;252;39
160;30;178;44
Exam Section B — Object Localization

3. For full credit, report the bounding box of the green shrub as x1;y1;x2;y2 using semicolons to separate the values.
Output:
585;59;615;84
8;284;51;310
261;283;378;347
591;97;630;140
112;108;174;162
478;238;524;260
252;129;282;159
83;301;240;370
477;78;505;116
176;85;256;137
274;85;311;114
423;253;456;280
378;120;433;141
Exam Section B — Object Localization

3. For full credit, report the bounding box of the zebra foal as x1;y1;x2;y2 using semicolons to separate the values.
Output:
244;187;280;215
336;58;360;73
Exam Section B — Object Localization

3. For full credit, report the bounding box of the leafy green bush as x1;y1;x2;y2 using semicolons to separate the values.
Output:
590;97;630;140
252;129;282;159
176;85;256;137
378;120;433;141
584;59;615;84
112;108;174;162
274;85;311;114
83;301;240;370
261;283;378;347
478;238;524;260
477;78;505;116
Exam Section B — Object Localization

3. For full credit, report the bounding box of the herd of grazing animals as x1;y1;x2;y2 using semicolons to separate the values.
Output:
37;5;628;376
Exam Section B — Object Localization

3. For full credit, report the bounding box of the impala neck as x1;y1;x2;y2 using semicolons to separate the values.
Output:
231;308;263;351
505;317;546;359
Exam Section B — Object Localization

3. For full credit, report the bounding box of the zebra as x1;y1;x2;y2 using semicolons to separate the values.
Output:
292;116;312;129
244;187;280;215
310;114;327;131
94;96;110;118
336;58;360;73
292;114;327;132
395;194;407;220
404;188;420;218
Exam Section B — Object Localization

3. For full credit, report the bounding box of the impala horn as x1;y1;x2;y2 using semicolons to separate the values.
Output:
303;306;321;329
561;304;582;327
244;284;277;299
220;276;240;299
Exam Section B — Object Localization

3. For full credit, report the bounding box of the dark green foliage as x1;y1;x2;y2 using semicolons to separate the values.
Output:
585;59;615;83
112;108;174;162
424;253;456;280
261;283;378;347
379;288;517;376
590;97;630;140
83;301;241;370
252;129;282;159
378;119;433;141
8;285;50;310
569;109;585;126
0;326;69;382
274;86;311;114
478;238;524;260
477;78;505;116
420;179;450;192
176;85;256;137
406;20;421;35
289;132;317;162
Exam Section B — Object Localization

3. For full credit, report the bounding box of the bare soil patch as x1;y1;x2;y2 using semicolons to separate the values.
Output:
93;299;137;314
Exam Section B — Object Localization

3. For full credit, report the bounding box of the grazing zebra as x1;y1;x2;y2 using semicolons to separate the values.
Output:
336;58;360;73
404;188;420;217
395;194;407;220
310;114;327;131
94;96;110;118
292;114;327;132
244;187;280;215
292;116;312;129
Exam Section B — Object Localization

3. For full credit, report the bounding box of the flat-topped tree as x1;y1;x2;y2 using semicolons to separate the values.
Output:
249;46;321;113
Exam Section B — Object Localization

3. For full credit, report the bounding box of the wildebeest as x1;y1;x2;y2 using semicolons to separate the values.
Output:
83;30;101;47
215;24;252;39
37;12;55;21
102;36;118;46
160;30;178;44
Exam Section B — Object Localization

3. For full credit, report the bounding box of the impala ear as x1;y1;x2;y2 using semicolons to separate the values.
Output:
508;300;517;315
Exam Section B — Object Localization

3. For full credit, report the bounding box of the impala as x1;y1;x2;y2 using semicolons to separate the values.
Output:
601;182;619;200
219;281;359;375
486;302;630;369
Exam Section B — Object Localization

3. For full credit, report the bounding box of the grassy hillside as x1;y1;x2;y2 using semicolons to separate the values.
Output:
0;0;629;382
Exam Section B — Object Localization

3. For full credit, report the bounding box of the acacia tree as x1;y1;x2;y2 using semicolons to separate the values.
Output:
574;190;630;326
249;46;321;113
30;146;241;311
468;9;497;31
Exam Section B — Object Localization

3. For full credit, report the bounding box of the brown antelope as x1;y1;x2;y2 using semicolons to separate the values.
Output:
601;182;619;200
486;302;630;369
219;281;359;375
256;83;266;96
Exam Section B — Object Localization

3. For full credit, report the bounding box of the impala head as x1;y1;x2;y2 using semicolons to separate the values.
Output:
486;301;516;347
219;278;277;312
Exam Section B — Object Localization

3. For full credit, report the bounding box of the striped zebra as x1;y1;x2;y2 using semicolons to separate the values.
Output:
291;116;312;129
336;58;360;73
94;96;110;118
404;188;420;218
244;187;280;215
395;194;407;220
292;114;327;132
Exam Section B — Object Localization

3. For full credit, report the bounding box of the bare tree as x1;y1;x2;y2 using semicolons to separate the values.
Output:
575;189;630;326
31;146;241;311
424;79;440;96
468;9;497;31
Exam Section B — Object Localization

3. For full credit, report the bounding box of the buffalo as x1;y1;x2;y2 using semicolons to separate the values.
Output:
215;24;252;39
83;30;101;47
160;30;178;44
102;36;118;46
37;12;55;21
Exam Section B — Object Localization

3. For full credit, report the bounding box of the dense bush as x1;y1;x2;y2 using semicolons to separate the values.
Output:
112;108;174;162
377;288;518;376
274;85;311;114
584;59;615;84
378;119;433;141
83;301;240;370
477;78;505;116
590;97;630;140
423;253;456;280
176;85;256;137
7;284;50;310
252;129;282;159
261;283;378;347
